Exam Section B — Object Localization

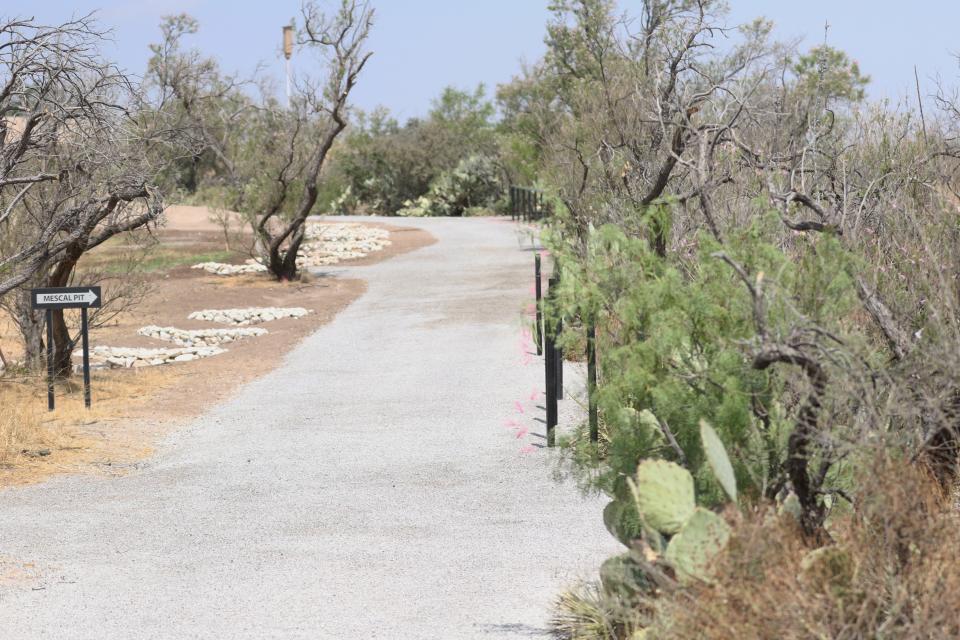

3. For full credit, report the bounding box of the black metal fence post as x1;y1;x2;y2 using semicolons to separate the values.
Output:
45;308;54;411
534;253;543;356
81;307;91;409
556;315;564;400
554;263;564;400
587;323;598;442
510;185;552;222
545;276;558;446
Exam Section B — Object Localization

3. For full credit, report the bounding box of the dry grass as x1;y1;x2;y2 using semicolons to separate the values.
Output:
0;367;184;486
657;455;960;639
551;582;638;640
0;393;48;464
551;455;960;639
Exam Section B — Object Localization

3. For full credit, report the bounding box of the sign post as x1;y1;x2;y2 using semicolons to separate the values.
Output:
31;286;102;410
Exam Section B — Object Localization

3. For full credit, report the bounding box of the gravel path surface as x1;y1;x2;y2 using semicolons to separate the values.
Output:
0;217;618;639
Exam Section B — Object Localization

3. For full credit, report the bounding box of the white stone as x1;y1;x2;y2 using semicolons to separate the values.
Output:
191;224;391;275
187;307;309;326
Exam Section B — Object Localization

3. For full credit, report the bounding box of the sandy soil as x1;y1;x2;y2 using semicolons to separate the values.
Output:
0;208;435;487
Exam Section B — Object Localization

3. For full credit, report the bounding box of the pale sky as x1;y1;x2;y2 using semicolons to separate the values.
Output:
16;1;960;118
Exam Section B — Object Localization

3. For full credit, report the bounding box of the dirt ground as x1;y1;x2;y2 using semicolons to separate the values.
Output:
0;209;435;487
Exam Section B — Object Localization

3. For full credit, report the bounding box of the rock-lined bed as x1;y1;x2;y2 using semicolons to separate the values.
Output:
137;325;267;347
298;222;391;266
192;223;391;275
187;307;310;326
91;345;226;369
191;259;267;276
91;307;312;369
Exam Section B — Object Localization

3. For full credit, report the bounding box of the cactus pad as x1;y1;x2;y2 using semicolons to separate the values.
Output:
664;507;731;582
700;419;738;503
630;459;695;534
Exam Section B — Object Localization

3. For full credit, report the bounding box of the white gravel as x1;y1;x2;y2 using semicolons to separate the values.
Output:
0;216;618;639
138;325;267;347
188;307;310;325
90;344;226;368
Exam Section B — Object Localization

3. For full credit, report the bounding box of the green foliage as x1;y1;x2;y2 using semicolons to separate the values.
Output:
550;210;860;506
330;85;498;215
397;154;500;217
699;420;737;504
630;460;695;535
328;108;432;214
793;44;870;103
550;221;774;501
663;507;731;584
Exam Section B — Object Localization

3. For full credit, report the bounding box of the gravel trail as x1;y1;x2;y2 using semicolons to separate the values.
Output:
0;217;617;639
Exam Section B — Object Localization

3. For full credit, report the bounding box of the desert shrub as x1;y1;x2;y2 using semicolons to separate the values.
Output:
515;0;960;635
330;85;499;215
553;456;960;639
550;208;867;513
397;154;501;217
654;456;960;639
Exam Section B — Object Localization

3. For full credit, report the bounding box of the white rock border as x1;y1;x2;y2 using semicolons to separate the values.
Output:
90;345;226;369
187;307;310;326
192;223;391;275
137;325;267;347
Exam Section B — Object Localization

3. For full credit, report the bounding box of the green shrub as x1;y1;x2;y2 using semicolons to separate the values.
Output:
398;154;501;217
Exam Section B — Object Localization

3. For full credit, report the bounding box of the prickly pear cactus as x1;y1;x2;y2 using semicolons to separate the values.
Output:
664;507;731;583
699;419;738;504
604;498;666;553
599;552;653;600
603;500;643;546
630;459;695;535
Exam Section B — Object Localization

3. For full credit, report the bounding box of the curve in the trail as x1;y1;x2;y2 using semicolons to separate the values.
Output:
0;216;618;640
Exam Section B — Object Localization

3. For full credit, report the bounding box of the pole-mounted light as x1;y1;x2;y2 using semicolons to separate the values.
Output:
283;25;294;107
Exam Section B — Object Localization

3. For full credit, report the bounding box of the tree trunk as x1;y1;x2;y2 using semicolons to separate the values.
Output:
14;286;45;370
269;228;305;282
50;309;73;379
47;247;82;379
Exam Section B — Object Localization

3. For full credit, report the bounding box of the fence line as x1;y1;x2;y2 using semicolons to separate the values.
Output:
509;185;549;221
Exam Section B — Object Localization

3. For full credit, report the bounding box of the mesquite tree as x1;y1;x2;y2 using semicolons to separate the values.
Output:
0;16;169;376
149;0;373;282
254;0;373;281
0;16;132;296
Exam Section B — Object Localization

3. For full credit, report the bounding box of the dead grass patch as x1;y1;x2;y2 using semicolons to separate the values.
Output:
657;456;960;639
0;367;184;486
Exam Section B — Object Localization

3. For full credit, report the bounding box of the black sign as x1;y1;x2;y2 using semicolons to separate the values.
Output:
31;286;102;410
31;286;102;310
